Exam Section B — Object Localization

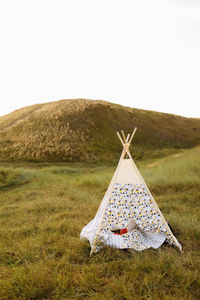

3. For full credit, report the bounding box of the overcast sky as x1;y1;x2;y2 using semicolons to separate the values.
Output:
0;0;200;117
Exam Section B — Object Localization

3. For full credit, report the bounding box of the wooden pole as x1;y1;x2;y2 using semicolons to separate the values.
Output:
128;127;137;145
126;133;130;143
125;133;130;158
116;131;125;147
121;130;126;144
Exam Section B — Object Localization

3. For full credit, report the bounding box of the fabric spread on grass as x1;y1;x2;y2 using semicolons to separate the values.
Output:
81;183;181;252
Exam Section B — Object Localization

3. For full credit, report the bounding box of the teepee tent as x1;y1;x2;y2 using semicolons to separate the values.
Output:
80;128;182;256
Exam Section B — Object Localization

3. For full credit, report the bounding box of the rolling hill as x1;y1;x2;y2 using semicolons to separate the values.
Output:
0;99;200;162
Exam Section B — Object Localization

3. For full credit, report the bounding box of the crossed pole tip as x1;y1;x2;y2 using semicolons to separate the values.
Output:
116;128;137;148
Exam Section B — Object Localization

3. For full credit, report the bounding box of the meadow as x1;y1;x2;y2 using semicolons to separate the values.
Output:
0;147;199;299
1;99;200;163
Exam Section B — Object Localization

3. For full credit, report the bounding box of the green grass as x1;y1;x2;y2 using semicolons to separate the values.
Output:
0;147;199;299
0;168;36;189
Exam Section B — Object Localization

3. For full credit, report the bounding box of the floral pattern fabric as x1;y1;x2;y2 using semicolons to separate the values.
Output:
80;183;182;252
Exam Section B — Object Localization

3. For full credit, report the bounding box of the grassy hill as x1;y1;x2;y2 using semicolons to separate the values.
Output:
0;147;199;299
0;99;200;162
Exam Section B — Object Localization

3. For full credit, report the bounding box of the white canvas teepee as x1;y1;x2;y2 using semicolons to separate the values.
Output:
80;128;182;256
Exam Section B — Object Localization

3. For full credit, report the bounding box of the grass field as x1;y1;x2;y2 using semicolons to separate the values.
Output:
0;147;199;299
1;99;200;162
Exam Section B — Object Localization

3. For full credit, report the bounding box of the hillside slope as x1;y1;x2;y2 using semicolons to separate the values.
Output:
0;99;200;162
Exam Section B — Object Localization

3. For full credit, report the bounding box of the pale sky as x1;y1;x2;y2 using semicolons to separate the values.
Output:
0;0;200;117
